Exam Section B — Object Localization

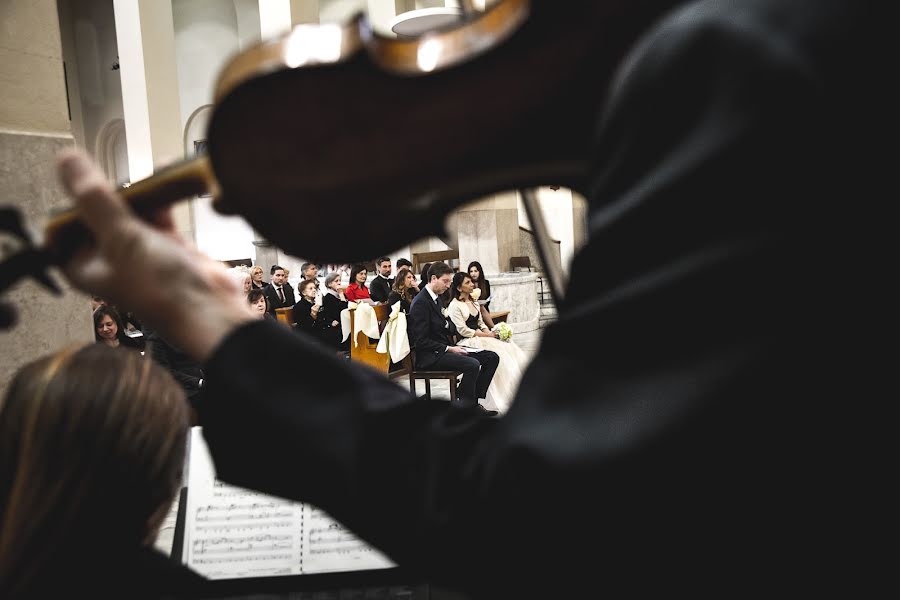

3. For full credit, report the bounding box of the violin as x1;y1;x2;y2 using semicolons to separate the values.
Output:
1;0;684;303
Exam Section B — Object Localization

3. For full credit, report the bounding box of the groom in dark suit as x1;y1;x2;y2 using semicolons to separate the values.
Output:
408;262;499;416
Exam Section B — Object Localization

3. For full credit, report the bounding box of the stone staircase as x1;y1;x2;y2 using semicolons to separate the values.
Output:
536;275;557;327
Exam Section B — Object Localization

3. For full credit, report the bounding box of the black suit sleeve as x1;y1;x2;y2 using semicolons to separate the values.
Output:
370;277;390;303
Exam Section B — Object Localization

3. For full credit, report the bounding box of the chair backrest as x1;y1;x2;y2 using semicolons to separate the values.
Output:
274;307;294;327
372;302;391;323
509;256;532;271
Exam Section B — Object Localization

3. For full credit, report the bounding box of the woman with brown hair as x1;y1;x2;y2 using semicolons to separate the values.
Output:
0;344;205;598
467;260;495;329
93;304;143;350
448;271;529;414
344;264;371;302
386;267;419;314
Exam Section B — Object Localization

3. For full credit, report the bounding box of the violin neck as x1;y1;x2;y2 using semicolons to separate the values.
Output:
44;156;215;263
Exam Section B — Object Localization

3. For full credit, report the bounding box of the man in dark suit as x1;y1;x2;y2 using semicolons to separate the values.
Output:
263;264;295;316
408;262;499;416
369;256;393;303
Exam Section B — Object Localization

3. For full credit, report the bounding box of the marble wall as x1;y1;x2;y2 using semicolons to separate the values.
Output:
488;272;540;333
0;132;93;395
0;1;93;395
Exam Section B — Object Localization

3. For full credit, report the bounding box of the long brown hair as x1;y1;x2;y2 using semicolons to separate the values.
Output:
391;267;416;302
0;344;189;596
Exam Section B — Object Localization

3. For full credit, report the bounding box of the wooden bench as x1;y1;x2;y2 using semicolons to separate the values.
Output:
348;304;414;393
348;304;462;401
274;307;294;328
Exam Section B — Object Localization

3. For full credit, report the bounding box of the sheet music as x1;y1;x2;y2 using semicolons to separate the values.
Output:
183;427;393;579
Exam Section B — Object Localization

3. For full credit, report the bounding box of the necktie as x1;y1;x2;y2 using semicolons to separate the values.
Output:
278;287;285;303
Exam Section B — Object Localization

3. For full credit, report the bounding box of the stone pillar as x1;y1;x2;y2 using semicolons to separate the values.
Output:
290;0;319;25
112;0;190;239
0;0;94;394
456;191;520;276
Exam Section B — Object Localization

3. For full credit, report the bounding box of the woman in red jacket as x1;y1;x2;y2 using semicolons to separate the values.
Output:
344;264;371;302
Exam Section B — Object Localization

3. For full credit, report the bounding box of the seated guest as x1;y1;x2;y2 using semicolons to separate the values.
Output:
396;257;412;271
300;262;319;284
408;262;498;416
226;265;252;295
369;256;393;303
0;344;206;598
249;265;266;289
467;260;495;329
418;262;431;287
293;279;321;335
344;264;371;302
387;267;419;314
448;271;529;414
319;272;349;353
93;305;143;351
90;295;106;312
263;264;295;316
247;288;273;320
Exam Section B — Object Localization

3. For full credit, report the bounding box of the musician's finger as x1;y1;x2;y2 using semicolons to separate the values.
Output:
63;249;114;299
57;150;130;234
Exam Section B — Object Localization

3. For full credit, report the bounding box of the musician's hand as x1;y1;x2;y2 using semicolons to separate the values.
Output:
57;149;253;361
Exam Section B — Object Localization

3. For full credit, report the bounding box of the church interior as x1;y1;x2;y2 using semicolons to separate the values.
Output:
1;1;584;597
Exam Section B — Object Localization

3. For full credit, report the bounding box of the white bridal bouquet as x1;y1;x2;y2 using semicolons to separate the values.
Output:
492;321;513;342
470;287;481;301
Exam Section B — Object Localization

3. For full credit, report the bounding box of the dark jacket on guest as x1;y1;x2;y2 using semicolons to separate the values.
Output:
264;283;295;316
369;275;393;303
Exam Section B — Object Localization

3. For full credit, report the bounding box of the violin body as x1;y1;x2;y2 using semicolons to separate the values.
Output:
35;0;685;270
204;0;684;262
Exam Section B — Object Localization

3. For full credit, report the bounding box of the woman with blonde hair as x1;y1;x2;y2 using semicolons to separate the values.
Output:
249;264;266;290
0;345;205;597
226;265;252;295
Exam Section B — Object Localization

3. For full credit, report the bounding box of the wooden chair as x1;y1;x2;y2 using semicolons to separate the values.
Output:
274;307;295;328
409;357;460;402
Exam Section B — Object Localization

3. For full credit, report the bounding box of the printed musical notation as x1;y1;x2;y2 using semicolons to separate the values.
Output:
182;427;394;580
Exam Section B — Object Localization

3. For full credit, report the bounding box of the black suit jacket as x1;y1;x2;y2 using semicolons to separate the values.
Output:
407;289;453;368
369;275;393;303
263;283;295;315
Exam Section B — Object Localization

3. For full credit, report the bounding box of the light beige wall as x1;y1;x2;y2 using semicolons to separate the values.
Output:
0;0;93;395
0;0;70;133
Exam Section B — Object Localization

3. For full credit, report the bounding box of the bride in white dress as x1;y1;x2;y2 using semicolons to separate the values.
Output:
447;272;529;414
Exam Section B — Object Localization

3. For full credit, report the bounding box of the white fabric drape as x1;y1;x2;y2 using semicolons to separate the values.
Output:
351;302;380;347
376;301;410;363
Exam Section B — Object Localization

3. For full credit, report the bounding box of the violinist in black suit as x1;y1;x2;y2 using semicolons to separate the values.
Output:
53;0;889;595
407;262;498;416
263;264;294;316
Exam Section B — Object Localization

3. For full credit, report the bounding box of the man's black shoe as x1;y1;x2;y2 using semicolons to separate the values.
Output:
474;404;499;417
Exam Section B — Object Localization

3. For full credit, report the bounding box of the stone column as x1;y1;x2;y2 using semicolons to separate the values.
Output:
0;0;93;394
456;191;520;276
112;0;190;238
